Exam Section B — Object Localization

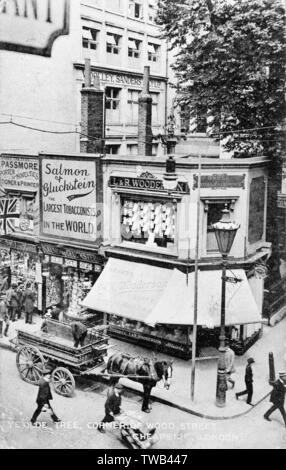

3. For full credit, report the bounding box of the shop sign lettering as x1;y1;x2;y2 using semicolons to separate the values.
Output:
109;176;189;194
91;70;163;90
41;157;101;244
0;155;39;191
193;174;246;190
0;0;70;57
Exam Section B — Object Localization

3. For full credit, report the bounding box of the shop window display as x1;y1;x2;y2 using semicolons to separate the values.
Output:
121;198;176;248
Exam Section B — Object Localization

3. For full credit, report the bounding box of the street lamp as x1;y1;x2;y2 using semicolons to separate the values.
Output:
212;207;240;407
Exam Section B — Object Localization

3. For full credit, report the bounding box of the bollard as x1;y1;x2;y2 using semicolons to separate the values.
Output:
269;352;275;384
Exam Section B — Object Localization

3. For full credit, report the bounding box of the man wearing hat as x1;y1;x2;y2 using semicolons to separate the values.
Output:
5;282;20;322
264;371;286;427
0;294;9;337
98;383;124;433
236;357;255;405
31;368;61;426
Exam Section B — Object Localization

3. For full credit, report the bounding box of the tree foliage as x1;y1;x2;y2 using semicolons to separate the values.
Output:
156;0;286;158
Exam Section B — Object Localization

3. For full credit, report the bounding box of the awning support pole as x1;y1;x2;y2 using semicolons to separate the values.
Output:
191;154;202;401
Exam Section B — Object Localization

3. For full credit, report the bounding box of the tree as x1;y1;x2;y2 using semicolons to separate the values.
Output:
156;0;286;159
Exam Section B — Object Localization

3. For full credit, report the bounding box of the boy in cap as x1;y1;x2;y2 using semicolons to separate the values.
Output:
98;383;124;433
31;368;61;426
236;357;255;405
264;371;286;427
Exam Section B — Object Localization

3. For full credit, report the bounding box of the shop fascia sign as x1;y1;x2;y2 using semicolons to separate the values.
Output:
0;0;70;57
0;155;39;191
108;172;190;194
91;70;163;90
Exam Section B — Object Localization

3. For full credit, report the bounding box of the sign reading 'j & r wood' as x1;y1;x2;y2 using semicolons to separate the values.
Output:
40;156;102;245
109;174;190;194
0;0;70;57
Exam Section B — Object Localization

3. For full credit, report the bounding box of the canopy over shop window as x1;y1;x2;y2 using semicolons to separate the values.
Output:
145;269;262;328
81;258;173;322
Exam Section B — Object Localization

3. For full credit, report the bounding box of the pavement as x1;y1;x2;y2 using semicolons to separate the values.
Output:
1;314;286;420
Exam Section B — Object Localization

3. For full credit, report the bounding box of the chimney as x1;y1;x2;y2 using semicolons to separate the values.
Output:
80;59;105;153
138;66;153;156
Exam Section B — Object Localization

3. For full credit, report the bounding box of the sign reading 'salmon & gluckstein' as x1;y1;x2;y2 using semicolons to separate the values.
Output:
0;0;70;57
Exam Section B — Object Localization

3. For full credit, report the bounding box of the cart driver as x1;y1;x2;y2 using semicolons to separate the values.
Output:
70;321;88;348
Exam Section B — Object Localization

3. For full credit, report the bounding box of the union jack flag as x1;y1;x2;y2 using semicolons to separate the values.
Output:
0;198;20;235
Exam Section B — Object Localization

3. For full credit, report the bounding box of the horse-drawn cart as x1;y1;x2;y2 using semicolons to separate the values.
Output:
15;319;110;397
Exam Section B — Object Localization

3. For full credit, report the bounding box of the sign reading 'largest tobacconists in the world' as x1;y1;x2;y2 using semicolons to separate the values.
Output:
40;156;100;244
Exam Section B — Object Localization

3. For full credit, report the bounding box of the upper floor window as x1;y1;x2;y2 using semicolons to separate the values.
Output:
106;87;120;110
82;27;98;50
127;90;139;121
148;43;160;62
105;145;120;155
128;0;143;19
128;38;141;58
148;0;157;22
106;33;121;54
150;92;159;122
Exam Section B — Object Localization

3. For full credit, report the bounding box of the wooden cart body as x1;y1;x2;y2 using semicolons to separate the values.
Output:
16;319;110;396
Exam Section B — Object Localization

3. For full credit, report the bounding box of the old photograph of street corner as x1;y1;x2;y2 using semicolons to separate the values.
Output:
0;0;286;451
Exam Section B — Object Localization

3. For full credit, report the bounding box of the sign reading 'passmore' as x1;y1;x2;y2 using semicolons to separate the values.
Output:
0;0;70;57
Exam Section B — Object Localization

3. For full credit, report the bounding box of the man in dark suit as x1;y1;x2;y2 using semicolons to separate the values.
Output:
236;357;255;405
264;371;286;427
98;383;123;433
30;369;61;425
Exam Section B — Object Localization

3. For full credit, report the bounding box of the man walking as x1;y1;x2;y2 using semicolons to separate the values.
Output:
0;294;9;337
22;282;36;324
236;357;255;405
98;383;124;433
264;371;286;427
5;282;19;322
31;368;61;426
225;341;236;389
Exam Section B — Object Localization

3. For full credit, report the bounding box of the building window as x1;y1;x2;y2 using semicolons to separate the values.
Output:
127;90;139;122
128;38;141;58
121;198;176;248
148;0;156;22
105;145;120;155
148;43;160;62
150;92;159;123
206;201;230;253
106;33;121;54
82;27;98;50
127;144;138;156
106;87;120;110
128;0;143;19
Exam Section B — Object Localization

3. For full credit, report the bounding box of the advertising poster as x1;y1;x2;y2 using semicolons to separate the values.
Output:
40;157;100;244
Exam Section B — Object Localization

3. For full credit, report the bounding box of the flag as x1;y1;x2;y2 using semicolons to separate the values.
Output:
0;198;20;235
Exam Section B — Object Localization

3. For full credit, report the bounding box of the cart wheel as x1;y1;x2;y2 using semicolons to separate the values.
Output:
16;345;45;385
51;367;75;397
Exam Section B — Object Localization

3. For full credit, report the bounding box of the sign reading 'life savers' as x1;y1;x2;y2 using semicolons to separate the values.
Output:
40;157;100;244
0;0;70;57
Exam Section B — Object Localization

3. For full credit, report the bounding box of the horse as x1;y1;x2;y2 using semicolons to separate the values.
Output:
105;352;173;413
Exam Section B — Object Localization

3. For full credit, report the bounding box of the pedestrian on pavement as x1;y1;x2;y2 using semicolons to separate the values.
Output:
70;321;88;348
236;357;255;406
22;282;36;324
264;371;286;427
5;282;20;322
225;340;236;389
51;304;61;321
98;383;124;433
31;368;61;426
16;283;24;320
0;294;9;337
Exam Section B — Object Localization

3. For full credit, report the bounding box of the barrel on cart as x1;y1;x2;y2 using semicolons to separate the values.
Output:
15;319;110;397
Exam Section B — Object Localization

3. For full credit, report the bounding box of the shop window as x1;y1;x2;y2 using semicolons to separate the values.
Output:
150;92;159;123
105;145;120;155
121;197;177;248
148;43;160;62
206;201;230;253
106;32;121;54
128;38;141;58
127;89;139;122
127;144;138;156
82;27;98;50
128;0;143;19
